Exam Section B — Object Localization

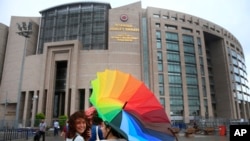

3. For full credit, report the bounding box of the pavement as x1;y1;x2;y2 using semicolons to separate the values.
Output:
12;132;229;141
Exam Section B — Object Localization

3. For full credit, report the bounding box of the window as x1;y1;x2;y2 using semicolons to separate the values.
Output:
171;16;177;20
186;64;197;74
163;15;169;19
160;98;166;108
167;52;180;62
156;40;162;49
169;85;183;96
168;73;182;84
183;35;194;44
156;23;160;28
166;41;179;51
200;65;205;75
199;57;204;65
158;74;164;84
182;27;192;33
186;75;198;85
157;51;162;60
153;14;160;18
185;54;196;64
165;24;177;30
168;62;181;73
184;44;195;54
166;32;178;41
158;61;163;72
156;31;161;39
187;86;199;96
159;84;164;96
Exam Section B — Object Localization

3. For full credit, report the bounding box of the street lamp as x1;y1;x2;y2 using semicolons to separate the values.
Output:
15;22;32;128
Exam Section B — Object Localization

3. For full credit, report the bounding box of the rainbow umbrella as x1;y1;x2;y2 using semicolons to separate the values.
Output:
89;69;175;141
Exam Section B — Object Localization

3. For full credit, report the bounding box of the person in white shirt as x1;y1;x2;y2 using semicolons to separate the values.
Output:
66;111;91;141
39;119;46;141
54;120;60;136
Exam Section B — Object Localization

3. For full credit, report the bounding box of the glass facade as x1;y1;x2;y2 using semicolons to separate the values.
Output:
229;48;250;102
38;2;110;53
165;32;184;116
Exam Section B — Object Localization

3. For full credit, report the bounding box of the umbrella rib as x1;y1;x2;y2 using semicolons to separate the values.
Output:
122;101;128;109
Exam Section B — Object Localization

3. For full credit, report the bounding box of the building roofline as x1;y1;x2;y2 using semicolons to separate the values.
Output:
39;1;111;13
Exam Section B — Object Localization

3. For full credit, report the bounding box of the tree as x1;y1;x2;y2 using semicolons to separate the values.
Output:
58;115;68;130
35;113;45;127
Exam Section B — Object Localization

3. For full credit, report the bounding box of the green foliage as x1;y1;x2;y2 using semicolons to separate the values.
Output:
35;113;45;127
58;115;68;129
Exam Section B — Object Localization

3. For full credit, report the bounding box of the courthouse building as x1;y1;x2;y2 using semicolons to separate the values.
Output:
0;1;249;127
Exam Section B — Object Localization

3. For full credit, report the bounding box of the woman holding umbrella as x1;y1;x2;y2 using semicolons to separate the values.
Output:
85;107;104;141
100;122;127;141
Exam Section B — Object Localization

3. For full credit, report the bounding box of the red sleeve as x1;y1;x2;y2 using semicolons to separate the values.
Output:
63;126;67;132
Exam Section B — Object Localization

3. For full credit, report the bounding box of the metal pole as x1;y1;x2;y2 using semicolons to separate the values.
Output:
15;36;27;128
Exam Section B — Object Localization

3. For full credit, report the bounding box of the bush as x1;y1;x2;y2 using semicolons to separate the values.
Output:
58;115;68;129
35;113;45;127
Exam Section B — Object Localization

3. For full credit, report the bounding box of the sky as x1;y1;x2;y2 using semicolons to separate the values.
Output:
0;0;250;84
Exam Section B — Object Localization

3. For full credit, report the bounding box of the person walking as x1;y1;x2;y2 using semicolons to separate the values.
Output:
53;119;60;136
39;119;46;141
61;120;69;140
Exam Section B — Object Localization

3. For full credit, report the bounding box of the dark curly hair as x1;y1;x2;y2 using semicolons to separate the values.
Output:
104;122;125;139
68;110;91;140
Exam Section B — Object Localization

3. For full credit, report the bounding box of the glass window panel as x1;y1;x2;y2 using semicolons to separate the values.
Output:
183;35;194;44
166;32;178;41
160;98;165;108
187;86;199;96
168;62;181;72
186;65;197;74
157;51;162;60
197;37;202;46
185;54;196;64
200;65;204;75
166;41;179;51
184;44;195;53
158;74;164;84
167;52;180;62
157;40;162;49
168;74;182;84
156;31;161;39
170;97;183;105
159;84;164;96
186;75;198;85
158;61;163;72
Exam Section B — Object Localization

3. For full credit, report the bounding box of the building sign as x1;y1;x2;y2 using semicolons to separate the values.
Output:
110;24;139;32
111;33;138;42
120;14;128;22
110;23;139;42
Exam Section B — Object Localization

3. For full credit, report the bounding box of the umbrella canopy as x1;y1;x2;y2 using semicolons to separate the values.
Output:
89;69;175;141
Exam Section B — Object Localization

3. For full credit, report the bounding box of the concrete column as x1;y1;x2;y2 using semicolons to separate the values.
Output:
22;91;28;127
31;92;38;127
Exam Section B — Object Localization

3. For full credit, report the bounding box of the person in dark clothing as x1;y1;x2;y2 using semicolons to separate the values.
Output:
85;107;104;141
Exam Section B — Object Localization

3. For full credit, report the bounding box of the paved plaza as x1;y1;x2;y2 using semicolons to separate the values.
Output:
12;132;229;141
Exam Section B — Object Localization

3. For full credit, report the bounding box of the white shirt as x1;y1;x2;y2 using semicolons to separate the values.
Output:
66;135;85;141
39;122;46;132
54;121;59;128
